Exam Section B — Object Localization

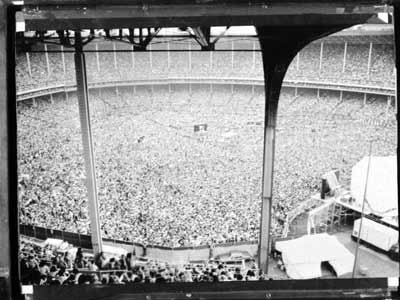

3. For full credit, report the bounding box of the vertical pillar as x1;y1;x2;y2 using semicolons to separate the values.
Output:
74;31;103;255
257;29;290;275
386;96;391;118
296;52;300;72
255;25;344;275
231;39;234;71
364;93;367;106
113;42;117;69
95;43;100;72
317;88;320;99
252;40;256;71
295;86;298;98
151;84;155;107
188;41;192;72
149;43;153;73
342;42;347;73
394;5;400;194
367;42;373;78
131;44;135;70
44;43;50;77
26;52;32;77
339;90;343;102
61;45;66;80
167;41;170;70
319;41;324;73
0;6;19;299
209;50;213;71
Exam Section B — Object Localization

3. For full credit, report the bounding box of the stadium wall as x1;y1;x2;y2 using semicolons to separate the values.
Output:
20;224;260;264
16;78;396;104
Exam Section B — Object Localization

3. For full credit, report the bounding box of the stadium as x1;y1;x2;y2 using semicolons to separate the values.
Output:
15;22;398;286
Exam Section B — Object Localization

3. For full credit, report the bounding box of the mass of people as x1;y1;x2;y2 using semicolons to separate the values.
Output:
16;36;397;250
20;240;267;285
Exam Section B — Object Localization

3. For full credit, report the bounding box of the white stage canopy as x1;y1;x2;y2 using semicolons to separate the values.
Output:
351;156;397;217
275;233;354;279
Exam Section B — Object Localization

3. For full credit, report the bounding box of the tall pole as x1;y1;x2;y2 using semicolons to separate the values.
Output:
252;40;256;71
44;43;50;77
149;43;153;73
319;41;324;73
113;42;117;69
95;43;100;72
210;50;213;71
352;141;373;278
167;41;170;70
188;41;192;73
131;44;135;70
26;52;32;77
74;31;103;255
342;42;347;73
61;45;66;80
367;42;373;78
394;7;400;264
0;8;19;299
231;39;234;71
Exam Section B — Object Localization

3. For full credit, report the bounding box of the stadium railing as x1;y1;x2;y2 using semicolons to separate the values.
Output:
20;224;261;264
16;77;396;103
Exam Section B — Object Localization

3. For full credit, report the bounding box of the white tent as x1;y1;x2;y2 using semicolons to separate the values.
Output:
351;156;397;217
275;233;354;279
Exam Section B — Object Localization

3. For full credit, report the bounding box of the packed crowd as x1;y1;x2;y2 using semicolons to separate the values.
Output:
17;82;397;247
20;239;266;285
15;36;395;92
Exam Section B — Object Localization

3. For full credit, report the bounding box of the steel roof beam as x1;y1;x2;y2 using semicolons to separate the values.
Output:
23;4;383;31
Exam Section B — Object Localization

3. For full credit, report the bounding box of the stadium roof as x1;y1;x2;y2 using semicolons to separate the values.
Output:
22;0;389;31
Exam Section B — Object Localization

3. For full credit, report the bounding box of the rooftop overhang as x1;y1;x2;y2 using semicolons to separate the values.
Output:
21;0;391;31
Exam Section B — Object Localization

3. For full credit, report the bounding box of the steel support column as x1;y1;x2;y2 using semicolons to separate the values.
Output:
131;44;135;70
393;8;400;281
319;41;324;73
367;42;373;78
96;43;100;72
44;43;50;76
113;42;117;69
74;31;103;255
26;52;32;77
257;42;288;274
256;25;349;274
342;41;347;73
0;3;19;300
61;45;66;79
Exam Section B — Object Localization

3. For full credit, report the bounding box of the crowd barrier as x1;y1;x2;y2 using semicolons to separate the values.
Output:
20;224;259;264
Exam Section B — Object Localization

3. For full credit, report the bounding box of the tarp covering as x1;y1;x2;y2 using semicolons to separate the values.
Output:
352;218;398;251
275;233;354;279
351;156;397;217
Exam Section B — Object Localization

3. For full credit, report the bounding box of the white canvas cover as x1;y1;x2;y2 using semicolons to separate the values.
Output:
275;233;354;279
44;238;64;248
102;244;128;258
351;156;397;217
352;218;398;251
